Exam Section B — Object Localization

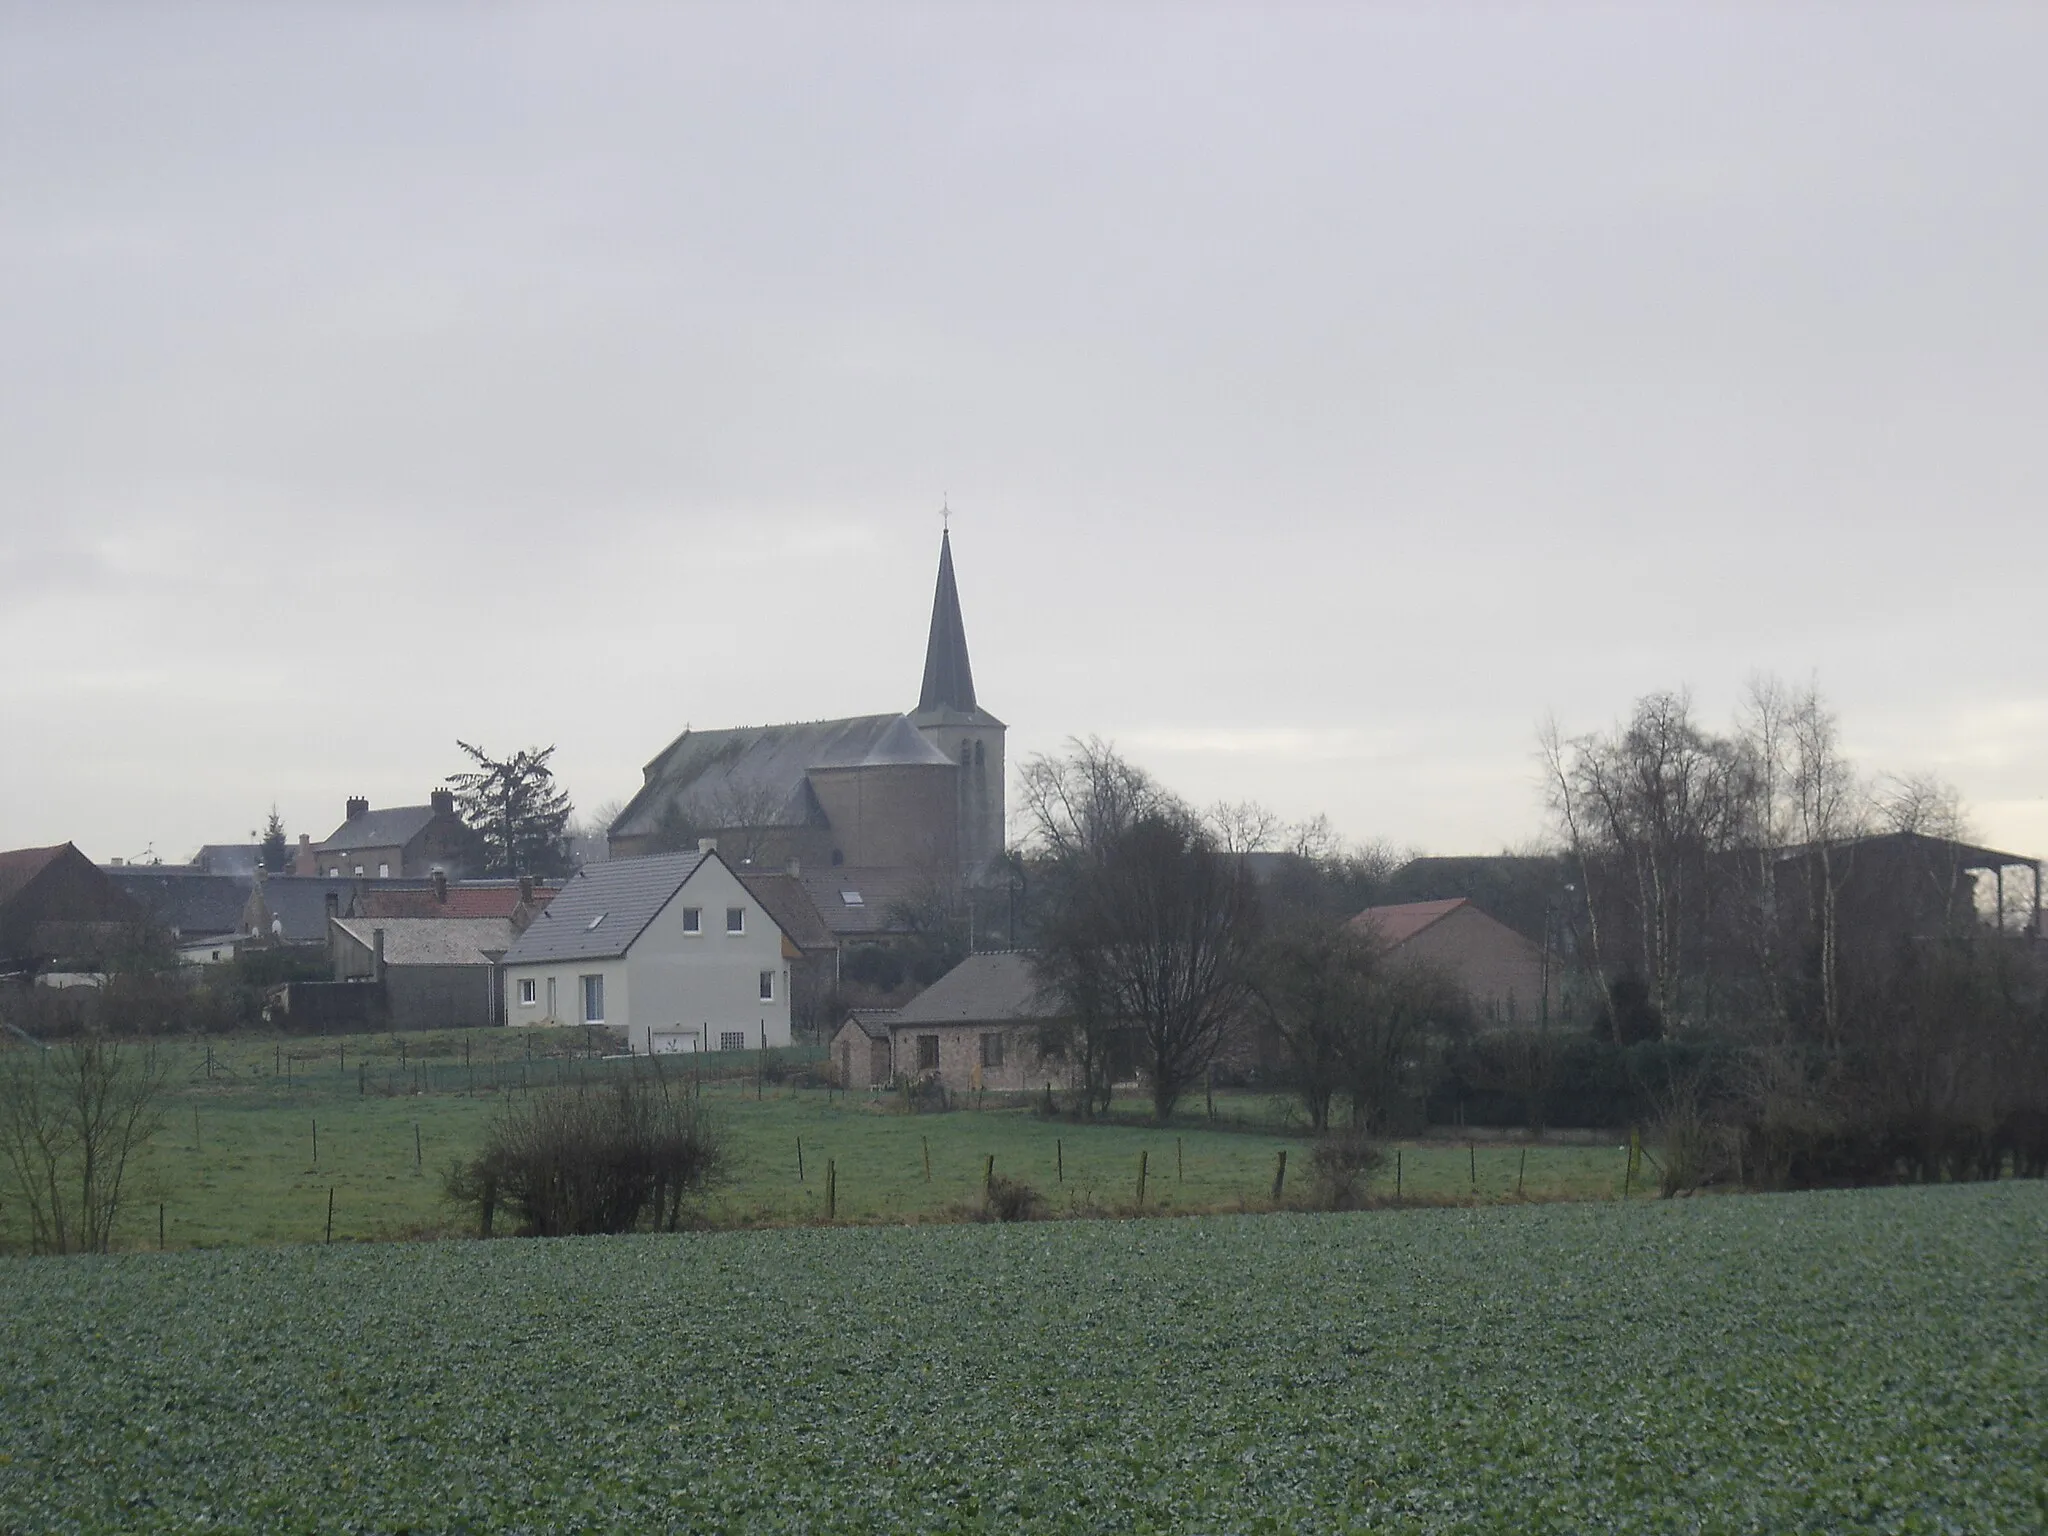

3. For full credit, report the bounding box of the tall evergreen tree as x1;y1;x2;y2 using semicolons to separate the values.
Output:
450;741;574;878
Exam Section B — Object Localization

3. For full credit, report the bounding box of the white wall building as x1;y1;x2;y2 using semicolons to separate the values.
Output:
500;846;794;1055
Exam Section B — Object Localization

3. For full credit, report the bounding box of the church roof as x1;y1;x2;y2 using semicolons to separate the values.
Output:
613;714;946;839
917;529;977;714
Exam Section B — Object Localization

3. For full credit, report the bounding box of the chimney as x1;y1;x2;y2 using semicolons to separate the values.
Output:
430;788;455;817
346;796;369;821
518;875;534;904
433;870;448;904
324;890;340;922
697;837;718;854
372;927;386;985
293;833;315;878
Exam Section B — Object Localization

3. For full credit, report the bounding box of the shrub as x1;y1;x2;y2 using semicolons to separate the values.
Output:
984;1174;1042;1222
446;1064;725;1237
1307;1128;1384;1210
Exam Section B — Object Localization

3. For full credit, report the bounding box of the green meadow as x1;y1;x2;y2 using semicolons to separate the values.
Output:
2;1028;1639;1250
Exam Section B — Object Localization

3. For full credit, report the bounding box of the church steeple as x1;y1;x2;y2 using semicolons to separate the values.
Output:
917;529;977;714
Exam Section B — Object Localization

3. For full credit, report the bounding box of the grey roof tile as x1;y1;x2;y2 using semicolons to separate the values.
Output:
334;916;514;966
502;851;713;966
890;951;1058;1025
317;805;438;853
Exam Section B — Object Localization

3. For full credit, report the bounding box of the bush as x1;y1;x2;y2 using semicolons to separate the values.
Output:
1307;1129;1384;1210
446;1064;725;1237
984;1174;1042;1222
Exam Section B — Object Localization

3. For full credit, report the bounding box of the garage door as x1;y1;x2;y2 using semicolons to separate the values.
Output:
651;1030;699;1055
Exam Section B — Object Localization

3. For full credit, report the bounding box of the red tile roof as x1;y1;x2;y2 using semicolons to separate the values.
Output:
1348;898;1469;946
354;884;559;920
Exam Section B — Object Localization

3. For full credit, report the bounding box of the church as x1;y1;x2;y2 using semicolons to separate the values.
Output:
606;531;1006;892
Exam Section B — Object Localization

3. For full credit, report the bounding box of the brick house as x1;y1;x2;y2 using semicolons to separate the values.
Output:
1349;898;1556;1027
303;790;476;879
832;950;1077;1093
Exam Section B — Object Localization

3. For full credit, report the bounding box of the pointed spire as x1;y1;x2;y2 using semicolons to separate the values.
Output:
917;528;977;714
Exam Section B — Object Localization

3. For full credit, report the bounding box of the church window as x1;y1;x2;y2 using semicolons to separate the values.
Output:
961;743;972;766
974;740;985;766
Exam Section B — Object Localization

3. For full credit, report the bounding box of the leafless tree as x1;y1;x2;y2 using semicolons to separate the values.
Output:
1207;799;1284;855
1017;736;1180;864
1253;916;1380;1131
0;1037;169;1254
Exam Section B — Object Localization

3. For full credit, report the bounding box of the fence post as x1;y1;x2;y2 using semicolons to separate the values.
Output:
312;1119;318;1168
922;1135;931;1182
796;1137;805;1183
984;1153;995;1194
1517;1146;1527;1198
1056;1138;1063;1183
1470;1143;1477;1189
325;1187;334;1244
414;1121;423;1174
1395;1147;1401;1200
1271;1149;1287;1202
159;1202;165;1251
1137;1149;1149;1205
1176;1136;1183;1182
826;1159;837;1220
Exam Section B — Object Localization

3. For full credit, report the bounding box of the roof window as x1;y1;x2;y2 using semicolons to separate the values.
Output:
840;890;864;907
586;913;607;931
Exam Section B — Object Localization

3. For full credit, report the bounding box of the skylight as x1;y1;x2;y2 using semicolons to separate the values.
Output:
840;890;864;906
586;913;607;931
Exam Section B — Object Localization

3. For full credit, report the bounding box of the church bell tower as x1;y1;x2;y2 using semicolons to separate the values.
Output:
910;529;1007;881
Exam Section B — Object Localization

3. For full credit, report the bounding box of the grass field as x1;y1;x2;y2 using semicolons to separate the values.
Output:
2;1182;2042;1532
2;1029;1644;1249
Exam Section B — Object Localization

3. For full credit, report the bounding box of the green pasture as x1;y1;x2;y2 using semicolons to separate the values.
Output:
3;1028;1641;1251
3;1183;2042;1532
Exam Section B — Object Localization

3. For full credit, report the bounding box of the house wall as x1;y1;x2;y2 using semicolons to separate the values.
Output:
505;858;792;1054
830;1022;894;1088
316;844;406;879
892;1020;1073;1094
1401;906;1553;1027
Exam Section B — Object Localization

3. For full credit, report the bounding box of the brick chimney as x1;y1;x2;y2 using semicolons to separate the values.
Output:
430;788;455;817
518;875;534;904
346;796;369;821
294;833;315;877
433;870;449;904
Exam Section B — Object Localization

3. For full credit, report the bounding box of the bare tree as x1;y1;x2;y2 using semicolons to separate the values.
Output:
1017;736;1178;865
0;1038;169;1254
1253;916;1379;1131
1207;799;1283;855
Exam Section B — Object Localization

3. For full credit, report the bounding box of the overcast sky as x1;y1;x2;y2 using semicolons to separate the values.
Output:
3;3;2044;866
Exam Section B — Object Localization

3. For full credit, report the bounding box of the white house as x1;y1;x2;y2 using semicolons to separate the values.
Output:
499;846;794;1055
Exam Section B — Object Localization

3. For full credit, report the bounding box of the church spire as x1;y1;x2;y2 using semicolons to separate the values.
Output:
917;528;977;714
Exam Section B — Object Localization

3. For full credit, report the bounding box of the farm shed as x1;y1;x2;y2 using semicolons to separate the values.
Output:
831;1009;899;1088
876;951;1077;1094
330;916;514;1030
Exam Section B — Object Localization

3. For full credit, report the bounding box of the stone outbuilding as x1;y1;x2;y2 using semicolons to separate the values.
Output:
831;950;1076;1093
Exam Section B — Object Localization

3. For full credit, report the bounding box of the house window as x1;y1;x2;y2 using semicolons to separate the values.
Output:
719;1029;746;1052
916;1034;940;1071
681;906;701;935
378;863;390;879
327;868;340;879
980;1032;1005;1068
759;969;775;1002
518;978;536;1006
581;974;605;1024
726;906;745;934
353;866;364;877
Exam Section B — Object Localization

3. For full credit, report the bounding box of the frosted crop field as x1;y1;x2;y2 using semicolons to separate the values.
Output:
4;1182;2043;1533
